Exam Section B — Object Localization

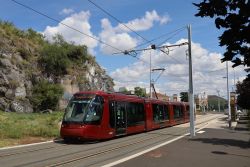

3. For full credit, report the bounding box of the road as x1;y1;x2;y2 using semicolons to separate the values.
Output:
0;113;222;167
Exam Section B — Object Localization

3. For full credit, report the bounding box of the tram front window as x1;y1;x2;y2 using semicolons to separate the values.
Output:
63;95;104;124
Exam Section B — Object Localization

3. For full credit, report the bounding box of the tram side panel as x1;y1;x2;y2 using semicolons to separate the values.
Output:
170;103;184;125
145;101;153;131
126;101;146;135
168;104;175;125
108;98;147;137
97;98;115;140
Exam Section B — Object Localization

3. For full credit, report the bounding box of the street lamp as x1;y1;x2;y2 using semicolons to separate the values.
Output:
223;62;231;128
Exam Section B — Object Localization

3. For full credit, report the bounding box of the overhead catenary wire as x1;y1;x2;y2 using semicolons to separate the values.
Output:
11;0;123;53
87;0;155;65
204;68;226;73
87;0;152;44
157;27;186;46
87;0;188;66
89;0;192;69
132;26;186;50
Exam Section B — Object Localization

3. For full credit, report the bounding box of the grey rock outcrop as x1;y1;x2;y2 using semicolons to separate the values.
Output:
0;53;32;112
0;23;114;113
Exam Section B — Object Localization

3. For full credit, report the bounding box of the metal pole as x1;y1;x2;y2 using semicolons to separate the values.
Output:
226;61;231;128
188;25;195;137
233;69;237;112
218;97;221;112
217;90;221;112
149;51;152;98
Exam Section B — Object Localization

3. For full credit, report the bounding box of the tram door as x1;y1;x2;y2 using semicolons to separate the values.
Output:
115;102;127;135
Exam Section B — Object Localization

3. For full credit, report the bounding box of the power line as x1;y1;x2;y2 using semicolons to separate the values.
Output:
132;26;186;49
87;0;155;65
205;68;226;73
11;0;123;53
87;0;189;66
88;0;152;44
157;27;186;46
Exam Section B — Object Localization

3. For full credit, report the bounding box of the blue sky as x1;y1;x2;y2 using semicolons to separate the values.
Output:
0;0;247;97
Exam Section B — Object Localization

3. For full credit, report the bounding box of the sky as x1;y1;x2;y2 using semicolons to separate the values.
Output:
0;0;248;98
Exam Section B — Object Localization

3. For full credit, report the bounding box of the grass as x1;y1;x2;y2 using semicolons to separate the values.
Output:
0;111;64;147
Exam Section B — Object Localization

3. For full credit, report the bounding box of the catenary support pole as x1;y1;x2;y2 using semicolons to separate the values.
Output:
188;25;195;137
149;51;152;98
217;90;221;112
226;61;231;128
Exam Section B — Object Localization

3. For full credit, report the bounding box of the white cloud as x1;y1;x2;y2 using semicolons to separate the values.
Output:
115;10;170;32
111;61;148;82
59;8;74;15
110;39;247;97
43;11;98;53
99;18;138;54
99;10;170;54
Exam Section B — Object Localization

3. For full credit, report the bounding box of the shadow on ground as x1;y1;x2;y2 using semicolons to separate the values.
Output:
190;137;250;149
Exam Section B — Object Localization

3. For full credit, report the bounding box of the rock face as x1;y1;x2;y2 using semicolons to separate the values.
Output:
0;52;34;112
0;22;114;112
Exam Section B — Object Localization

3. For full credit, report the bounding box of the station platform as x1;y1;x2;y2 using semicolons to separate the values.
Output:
115;116;250;167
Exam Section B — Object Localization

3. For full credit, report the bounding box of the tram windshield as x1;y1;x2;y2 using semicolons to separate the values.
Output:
63;94;104;124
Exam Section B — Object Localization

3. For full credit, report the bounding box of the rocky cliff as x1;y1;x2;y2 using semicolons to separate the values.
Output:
0;21;114;112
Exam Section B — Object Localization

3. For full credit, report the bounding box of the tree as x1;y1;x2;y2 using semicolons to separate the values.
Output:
180;92;188;102
39;43;70;77
134;87;146;97
31;80;64;111
236;74;250;109
193;0;250;71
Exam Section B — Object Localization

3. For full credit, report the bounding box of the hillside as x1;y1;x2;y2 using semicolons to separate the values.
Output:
0;21;114;112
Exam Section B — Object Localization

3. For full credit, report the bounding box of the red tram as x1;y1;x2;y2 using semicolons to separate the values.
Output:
60;91;190;141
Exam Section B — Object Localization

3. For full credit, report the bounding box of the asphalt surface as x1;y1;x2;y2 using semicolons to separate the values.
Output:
115;116;250;167
0;113;221;167
0;114;248;167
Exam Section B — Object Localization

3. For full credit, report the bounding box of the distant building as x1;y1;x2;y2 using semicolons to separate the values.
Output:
172;94;178;102
151;92;170;101
194;92;208;112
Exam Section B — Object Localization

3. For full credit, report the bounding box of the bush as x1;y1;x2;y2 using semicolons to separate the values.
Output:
52;34;89;64
17;47;31;59
31;80;64;111
0;20;25;38
39;44;70;77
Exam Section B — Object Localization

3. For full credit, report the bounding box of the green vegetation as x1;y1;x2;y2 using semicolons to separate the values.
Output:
0;20;45;53
0;111;64;147
39;34;95;78
31;80;64;112
180;92;188;102
0;21;114;114
134;87;146;97
193;0;250;70
39;43;70;77
236;74;250;110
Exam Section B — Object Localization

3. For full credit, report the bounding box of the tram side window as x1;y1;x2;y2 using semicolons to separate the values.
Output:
152;104;159;122
127;102;144;126
116;102;126;124
109;101;115;128
152;104;169;122
173;105;183;119
163;105;169;120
